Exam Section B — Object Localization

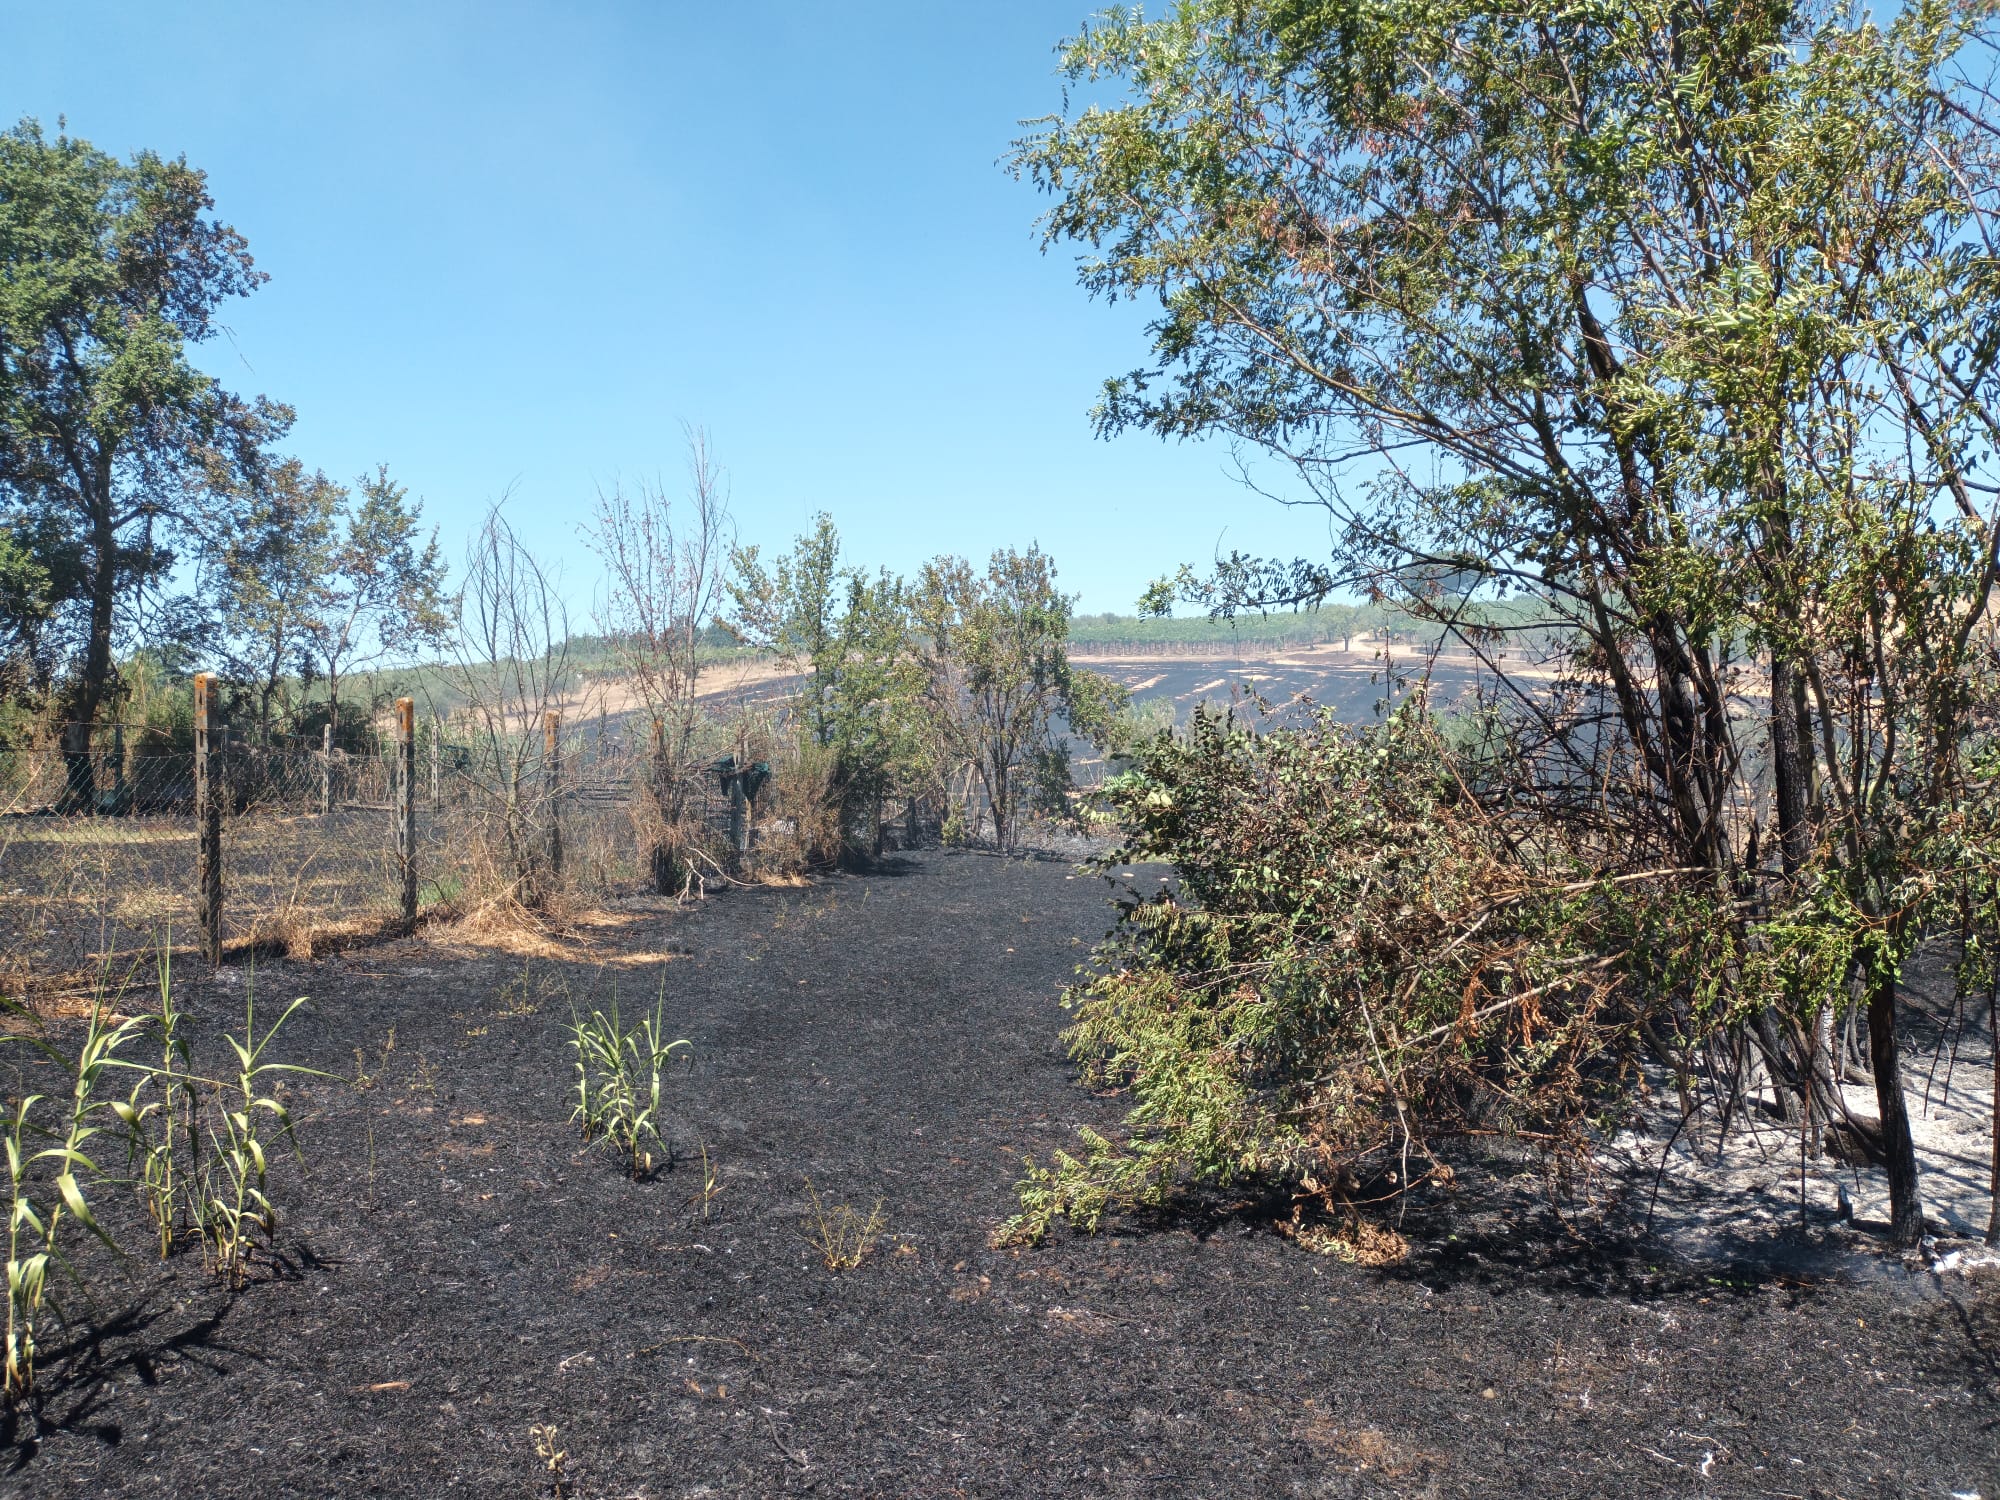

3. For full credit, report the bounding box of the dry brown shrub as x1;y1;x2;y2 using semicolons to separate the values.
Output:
756;731;842;872
1277;1205;1410;1266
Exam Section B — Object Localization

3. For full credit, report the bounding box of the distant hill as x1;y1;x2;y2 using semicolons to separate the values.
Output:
1067;599;1559;655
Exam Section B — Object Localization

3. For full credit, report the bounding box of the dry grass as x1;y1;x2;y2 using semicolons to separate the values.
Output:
1277;1207;1410;1266
802;1179;887;1271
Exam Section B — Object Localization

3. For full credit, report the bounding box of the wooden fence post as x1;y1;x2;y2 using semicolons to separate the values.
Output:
649;716;672;894
397;697;418;928
193;673;222;967
320;723;334;816
544;709;563;881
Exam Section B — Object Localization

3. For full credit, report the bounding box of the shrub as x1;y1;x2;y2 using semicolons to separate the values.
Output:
1000;702;1662;1244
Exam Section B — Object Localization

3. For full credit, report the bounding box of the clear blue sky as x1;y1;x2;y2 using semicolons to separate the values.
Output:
2;1;1328;616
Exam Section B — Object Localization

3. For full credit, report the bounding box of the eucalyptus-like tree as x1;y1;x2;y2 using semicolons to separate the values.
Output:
0;118;285;801
730;512;917;847
1016;0;2000;1244
213;458;340;741
298;466;449;739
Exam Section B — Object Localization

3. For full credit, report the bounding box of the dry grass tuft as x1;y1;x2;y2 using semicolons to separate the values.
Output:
802;1179;887;1270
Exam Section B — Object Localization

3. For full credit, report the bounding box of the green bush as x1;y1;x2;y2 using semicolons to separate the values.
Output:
1000;702;1663;1244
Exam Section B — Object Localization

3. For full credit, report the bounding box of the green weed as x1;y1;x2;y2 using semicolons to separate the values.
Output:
802;1178;886;1270
2;994;145;1399
567;980;690;1178
201;977;319;1285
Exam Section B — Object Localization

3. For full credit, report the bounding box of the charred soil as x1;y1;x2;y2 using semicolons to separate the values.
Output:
2;852;1994;1498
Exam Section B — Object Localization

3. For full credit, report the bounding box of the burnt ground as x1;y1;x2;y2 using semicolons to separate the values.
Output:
1;851;1995;1499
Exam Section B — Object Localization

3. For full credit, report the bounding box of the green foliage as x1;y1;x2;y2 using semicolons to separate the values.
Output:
1001;703;1671;1243
0;116;285;753
730;513;920;840
912;546;1127;849
1;956;319;1398
201;983;318;1285
214;459;341;739
1018;0;2000;1244
3;994;147;1398
568;982;691;1178
300;465;449;735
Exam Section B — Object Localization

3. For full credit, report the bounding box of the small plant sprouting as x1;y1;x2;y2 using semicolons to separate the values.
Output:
689;1140;725;1219
498;957;556;1018
802;1178;886;1271
567;979;690;1178
409;1051;442;1097
200;974;323;1286
120;945;197;1258
3;995;144;1400
529;1421;568;1497
352;1025;396;1091
0;954;323;1402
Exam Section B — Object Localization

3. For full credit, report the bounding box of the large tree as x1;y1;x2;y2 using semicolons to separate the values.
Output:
1017;0;2000;1243
0;118;284;802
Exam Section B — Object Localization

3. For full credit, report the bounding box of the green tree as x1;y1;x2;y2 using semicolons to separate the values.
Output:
1017;0;2000;1242
0;118;285;803
729;513;847;746
213;458;340;741
912;546;1123;851
730;513;919;851
299;466;448;736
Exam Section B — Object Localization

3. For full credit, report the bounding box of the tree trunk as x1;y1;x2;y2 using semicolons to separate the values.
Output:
1866;969;1925;1246
60;516;122;812
1770;656;1810;877
1753;1011;1799;1124
1987;980;1998;1247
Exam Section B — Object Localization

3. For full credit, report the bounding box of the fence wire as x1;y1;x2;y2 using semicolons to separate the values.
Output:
0;711;1019;995
0;718;792;992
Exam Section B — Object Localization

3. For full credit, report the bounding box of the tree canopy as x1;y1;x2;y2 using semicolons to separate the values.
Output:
0;117;285;792
1015;0;2000;1244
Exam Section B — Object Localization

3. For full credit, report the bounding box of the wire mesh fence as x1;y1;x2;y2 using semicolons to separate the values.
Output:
0;710;808;993
0;696;1054;997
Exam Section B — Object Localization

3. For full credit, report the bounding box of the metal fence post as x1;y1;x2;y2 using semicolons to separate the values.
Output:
728;769;748;860
194;673;222;967
544;709;563;881
320;723;334;816
429;712;441;808
397;697;418;927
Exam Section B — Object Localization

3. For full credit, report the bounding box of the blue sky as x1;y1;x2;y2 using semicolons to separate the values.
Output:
2;1;1328;616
